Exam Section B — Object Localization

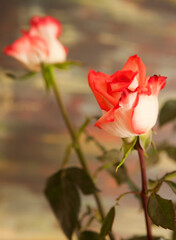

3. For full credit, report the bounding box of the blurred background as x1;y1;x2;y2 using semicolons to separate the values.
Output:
0;0;176;239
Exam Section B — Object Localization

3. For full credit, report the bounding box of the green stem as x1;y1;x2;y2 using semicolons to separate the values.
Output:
136;139;152;240
43;65;115;240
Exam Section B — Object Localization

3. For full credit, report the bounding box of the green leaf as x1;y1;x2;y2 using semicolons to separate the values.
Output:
53;60;82;69
159;100;176;126
165;181;176;194
45;171;80;239
148;179;162;193
64;167;98;195
100;207;115;240
147;193;176;231
148;171;176;193
139;130;152;151
116;137;137;171
6;71;37;80
79;231;101;240
164;171;176;181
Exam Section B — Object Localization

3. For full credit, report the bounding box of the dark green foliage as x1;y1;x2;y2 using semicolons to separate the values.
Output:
45;173;80;239
62;167;98;195
148;193;176;231
45;167;98;239
159;100;176;126
172;231;176;240
79;231;101;240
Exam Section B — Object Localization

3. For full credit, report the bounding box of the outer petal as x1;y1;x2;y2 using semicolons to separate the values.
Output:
131;93;159;134
30;16;62;38
4;34;48;71
88;70;116;111
29;16;67;63
44;37;67;64
122;55;146;87
148;75;166;96
95;91;138;138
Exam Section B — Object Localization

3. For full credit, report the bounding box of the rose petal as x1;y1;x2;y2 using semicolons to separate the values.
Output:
107;70;137;92
95;91;138;138
131;93;158;134
30;16;62;38
4;34;48;71
88;70;117;111
29;16;67;63
122;55;146;87
148;75;167;96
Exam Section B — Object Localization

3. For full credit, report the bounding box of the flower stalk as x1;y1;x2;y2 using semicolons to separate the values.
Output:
136;139;152;240
42;64;115;240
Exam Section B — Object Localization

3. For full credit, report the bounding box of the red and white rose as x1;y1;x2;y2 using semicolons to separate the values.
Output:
88;55;166;138
4;16;67;71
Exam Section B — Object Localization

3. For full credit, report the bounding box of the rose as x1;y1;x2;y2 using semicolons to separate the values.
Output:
4;16;67;71
88;55;166;138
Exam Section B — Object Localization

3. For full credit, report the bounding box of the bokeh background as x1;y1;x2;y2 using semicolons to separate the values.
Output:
0;0;176;239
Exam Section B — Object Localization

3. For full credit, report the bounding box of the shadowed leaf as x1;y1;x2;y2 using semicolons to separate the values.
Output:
148;193;176;231
64;167;98;194
79;231;101;240
45;171;80;240
45;167;98;239
165;181;176;194
159;100;176;126
172;231;176;240
100;207;115;240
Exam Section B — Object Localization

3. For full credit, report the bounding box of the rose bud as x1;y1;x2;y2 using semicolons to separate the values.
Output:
88;55;166;138
4;16;67;71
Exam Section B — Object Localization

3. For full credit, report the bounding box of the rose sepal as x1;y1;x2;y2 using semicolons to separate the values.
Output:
138;130;152;151
53;60;82;70
116;136;137;172
41;63;53;90
6;71;37;81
